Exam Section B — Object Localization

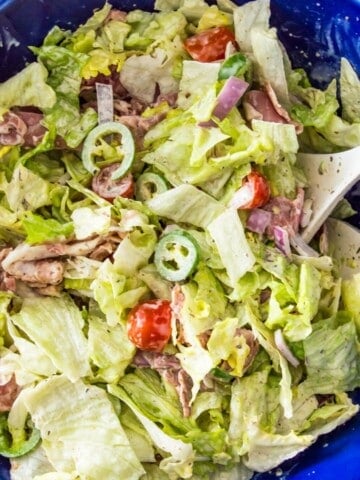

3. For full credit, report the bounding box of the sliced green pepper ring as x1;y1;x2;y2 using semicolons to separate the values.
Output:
136;172;169;201
155;230;199;282
218;53;250;80
0;424;40;458
81;121;135;180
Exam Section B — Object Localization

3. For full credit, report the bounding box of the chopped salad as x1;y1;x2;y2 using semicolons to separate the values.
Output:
0;0;359;479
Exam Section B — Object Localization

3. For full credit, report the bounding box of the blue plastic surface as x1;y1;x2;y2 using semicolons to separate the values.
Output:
0;1;359;479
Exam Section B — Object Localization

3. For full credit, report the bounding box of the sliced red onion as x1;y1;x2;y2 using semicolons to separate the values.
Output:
300;198;313;228
213;76;249;120
229;182;253;209
290;234;320;258
246;208;272;234
198;119;217;128
273;225;291;257
96;83;114;124
274;329;300;367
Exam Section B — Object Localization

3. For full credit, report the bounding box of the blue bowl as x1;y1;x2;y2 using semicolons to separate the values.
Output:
0;1;359;479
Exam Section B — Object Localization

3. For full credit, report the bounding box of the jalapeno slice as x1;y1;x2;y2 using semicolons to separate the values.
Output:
218;53;250;80
81;121;135;180
136;172;168;201
155;230;199;282
0;414;40;458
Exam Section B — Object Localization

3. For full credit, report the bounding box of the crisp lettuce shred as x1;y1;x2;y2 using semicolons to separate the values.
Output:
0;0;359;479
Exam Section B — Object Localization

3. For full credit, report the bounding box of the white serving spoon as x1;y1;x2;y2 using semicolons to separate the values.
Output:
325;217;360;279
297;145;360;243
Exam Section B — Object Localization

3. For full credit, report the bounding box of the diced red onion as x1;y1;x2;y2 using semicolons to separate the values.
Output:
274;329;300;367
229;182;253;209
273;225;291;257
246;208;272;234
213;76;249;120
300;198;313;228
290;234;320;258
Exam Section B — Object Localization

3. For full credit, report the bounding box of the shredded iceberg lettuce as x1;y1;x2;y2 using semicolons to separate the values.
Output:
0;0;359;479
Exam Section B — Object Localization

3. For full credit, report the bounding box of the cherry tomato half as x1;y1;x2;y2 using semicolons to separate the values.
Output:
184;27;236;62
127;299;172;352
230;171;271;210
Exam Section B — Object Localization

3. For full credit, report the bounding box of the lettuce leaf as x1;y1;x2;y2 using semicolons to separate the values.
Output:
10;446;56;480
120;48;180;104
119;405;155;463
316;115;360;148
138;264;172;300
245;304;293;418
71;206;112;240
113;225;157;277
340;57;360;123
16;376;144;480
177;342;214;403
178;60;220;109
33;46;97;148
10;296;90;382
112;368;230;470
341;272;360;332
2;321;57;387
265;261;322;342
290;78;339;130
233;0;270;53
88;315;135;383
21;212;74;244
0;63;55;116
91;259;148;326
233;0;289;105
228;368;313;471
66;3;111;46
302;313;360;394
147;184;225;228
207;209;256;287
63;256;101;296
109;383;195;480
207;317;251;376
0;165;52;215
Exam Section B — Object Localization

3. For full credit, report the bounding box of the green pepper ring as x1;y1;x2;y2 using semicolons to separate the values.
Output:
218;52;250;80
81;121;135;180
154;230;199;282
136;172;169;202
0;426;40;458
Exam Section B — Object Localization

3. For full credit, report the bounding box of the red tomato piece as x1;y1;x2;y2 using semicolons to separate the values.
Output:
230;171;271;210
127;299;172;352
184;27;236;62
91;164;134;201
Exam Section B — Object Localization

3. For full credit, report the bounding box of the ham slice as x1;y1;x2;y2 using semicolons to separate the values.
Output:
243;83;303;133
117;112;166;150
0;111;27;145
263;188;304;238
0;110;48;147
5;259;64;285
0;376;20;412
16;110;47;147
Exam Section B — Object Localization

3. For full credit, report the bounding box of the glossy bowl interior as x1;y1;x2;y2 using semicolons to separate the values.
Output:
0;1;359;479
